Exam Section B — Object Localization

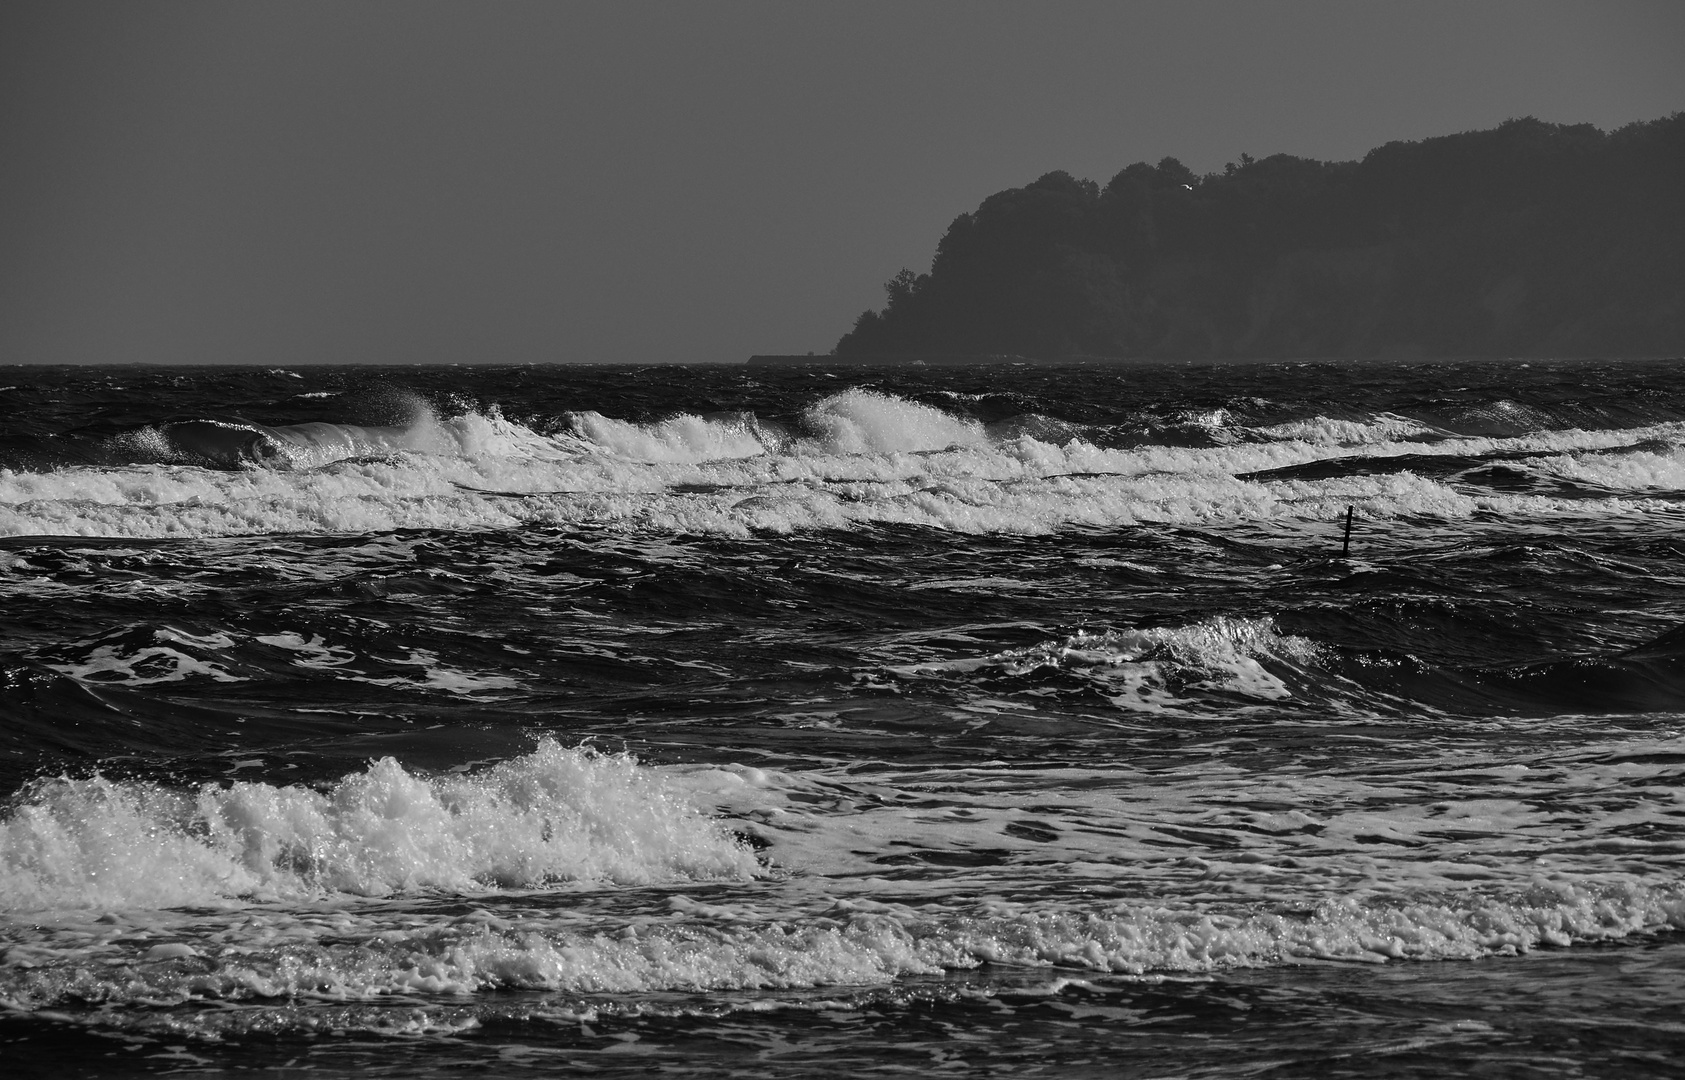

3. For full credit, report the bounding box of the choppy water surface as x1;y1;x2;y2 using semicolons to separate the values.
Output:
3;360;1685;1077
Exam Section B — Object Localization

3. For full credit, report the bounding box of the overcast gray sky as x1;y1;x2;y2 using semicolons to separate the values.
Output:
2;0;1681;365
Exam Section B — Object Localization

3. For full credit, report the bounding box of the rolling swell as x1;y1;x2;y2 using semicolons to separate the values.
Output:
157;418;436;469
158;419;285;467
0;418;420;471
886;610;1685;721
1305;619;1685;718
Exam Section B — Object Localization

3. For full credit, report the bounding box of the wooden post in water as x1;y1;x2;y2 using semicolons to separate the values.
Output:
1341;505;1354;558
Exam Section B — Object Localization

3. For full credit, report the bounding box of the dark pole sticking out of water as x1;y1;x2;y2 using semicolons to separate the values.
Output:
1342;505;1354;558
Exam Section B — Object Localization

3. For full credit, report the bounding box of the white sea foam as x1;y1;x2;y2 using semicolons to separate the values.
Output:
0;741;758;911
801;388;987;455
2;875;1679;1008
3;393;1684;539
5;736;1685;1006
565;410;773;462
1252;412;1443;446
890;616;1319;711
1536;443;1685;493
44;643;244;686
694;735;1685;909
40;626;518;695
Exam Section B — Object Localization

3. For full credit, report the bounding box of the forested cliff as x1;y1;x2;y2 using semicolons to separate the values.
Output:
835;115;1684;360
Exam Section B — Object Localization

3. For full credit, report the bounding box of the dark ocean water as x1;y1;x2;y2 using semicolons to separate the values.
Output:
3;359;1685;1077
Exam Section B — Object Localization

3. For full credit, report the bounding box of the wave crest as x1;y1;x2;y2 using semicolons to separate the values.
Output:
892;617;1321;711
0;740;758;911
803;389;987;455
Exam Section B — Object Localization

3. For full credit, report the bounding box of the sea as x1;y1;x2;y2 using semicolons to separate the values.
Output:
2;358;1684;1077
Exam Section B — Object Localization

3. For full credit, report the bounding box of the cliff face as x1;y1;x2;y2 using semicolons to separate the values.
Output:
835;116;1685;360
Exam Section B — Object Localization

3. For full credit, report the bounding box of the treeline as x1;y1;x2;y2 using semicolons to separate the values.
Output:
835;115;1685;360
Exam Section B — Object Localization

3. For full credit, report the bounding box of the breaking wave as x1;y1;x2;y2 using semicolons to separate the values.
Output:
3;388;1684;539
0;741;758;911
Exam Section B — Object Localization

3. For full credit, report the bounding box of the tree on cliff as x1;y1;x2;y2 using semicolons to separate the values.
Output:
834;115;1685;360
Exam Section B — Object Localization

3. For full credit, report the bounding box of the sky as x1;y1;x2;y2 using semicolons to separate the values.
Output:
1;1;1681;366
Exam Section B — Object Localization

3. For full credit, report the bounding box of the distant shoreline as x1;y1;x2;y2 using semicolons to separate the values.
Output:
746;353;1682;368
831;116;1685;363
